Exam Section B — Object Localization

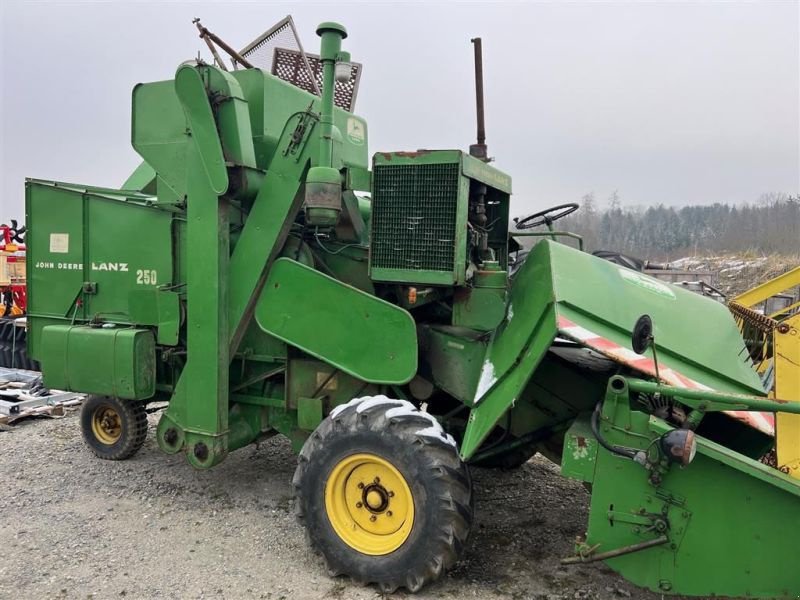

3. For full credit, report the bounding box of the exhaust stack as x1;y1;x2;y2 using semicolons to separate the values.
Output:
305;22;348;228
469;37;489;162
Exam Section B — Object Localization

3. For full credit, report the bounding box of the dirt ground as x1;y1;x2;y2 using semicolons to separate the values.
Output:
0;410;669;600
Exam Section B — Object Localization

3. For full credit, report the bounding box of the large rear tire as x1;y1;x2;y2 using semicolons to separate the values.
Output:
293;396;473;593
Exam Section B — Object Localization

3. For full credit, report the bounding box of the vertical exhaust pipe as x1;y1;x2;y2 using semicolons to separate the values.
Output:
305;22;347;228
316;22;347;168
469;37;489;162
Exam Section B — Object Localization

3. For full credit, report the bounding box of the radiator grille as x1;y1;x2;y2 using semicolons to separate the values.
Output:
371;162;460;274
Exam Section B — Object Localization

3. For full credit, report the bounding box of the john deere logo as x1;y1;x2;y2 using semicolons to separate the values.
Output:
347;117;365;145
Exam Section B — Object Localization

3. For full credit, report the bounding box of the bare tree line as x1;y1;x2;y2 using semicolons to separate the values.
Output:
556;192;799;259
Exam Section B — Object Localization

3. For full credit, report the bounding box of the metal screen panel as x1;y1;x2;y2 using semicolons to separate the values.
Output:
371;163;460;273
239;16;362;112
239;17;315;83
272;48;361;112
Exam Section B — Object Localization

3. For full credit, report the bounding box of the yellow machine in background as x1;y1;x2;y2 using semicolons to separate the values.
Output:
730;266;800;478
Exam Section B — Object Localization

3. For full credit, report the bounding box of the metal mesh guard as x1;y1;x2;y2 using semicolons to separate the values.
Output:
239;16;361;112
371;163;460;273
272;48;361;112
239;17;298;68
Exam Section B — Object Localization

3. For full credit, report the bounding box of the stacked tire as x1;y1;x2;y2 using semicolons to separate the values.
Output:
0;319;39;371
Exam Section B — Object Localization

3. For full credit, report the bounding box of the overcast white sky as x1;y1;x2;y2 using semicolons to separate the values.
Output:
1;1;798;220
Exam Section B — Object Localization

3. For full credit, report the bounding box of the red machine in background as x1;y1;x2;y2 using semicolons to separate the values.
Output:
0;220;27;316
0;219;37;370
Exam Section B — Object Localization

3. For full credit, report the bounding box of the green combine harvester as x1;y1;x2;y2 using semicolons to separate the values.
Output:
24;18;799;597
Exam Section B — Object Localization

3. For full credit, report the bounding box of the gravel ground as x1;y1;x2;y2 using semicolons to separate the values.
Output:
0;409;668;600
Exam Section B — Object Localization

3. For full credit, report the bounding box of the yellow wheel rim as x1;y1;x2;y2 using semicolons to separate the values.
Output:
324;453;414;555
91;405;122;445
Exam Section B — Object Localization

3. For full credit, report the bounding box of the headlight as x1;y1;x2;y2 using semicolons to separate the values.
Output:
659;429;697;466
335;62;352;82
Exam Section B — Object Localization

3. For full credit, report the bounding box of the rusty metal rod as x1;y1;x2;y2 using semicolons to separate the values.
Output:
230;366;286;393
196;22;229;71
561;535;669;565
193;18;254;70
471;37;486;146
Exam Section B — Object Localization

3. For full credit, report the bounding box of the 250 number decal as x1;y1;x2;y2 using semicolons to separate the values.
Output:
136;269;158;285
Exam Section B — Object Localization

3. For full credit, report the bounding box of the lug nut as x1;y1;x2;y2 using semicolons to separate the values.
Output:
357;482;364;489
355;502;363;508
370;515;377;522
386;511;393;517
388;491;394;497
374;477;380;483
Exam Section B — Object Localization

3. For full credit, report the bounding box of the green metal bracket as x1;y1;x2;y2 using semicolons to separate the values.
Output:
157;63;263;468
174;65;229;195
227;110;319;355
158;100;321;468
128;289;181;346
157;142;230;469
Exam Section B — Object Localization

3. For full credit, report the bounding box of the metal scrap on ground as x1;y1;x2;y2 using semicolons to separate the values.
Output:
0;367;83;425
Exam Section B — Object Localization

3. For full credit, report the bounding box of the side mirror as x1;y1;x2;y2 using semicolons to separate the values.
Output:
632;314;662;382
631;314;654;355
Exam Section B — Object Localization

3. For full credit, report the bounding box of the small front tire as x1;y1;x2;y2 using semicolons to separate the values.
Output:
81;395;147;460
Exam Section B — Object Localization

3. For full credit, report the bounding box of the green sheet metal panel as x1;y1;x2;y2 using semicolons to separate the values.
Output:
174;66;229;195
83;194;174;320
452;286;507;331
460;152;512;194
132;80;190;201
459;247;559;459
122;161;157;194
40;325;155;400
128;289;181;346
569;400;800;597
231;70;369;172
418;325;488;404
544;240;765;396
25;180;174;359
25;181;87;322
459;238;766;460
256;258;417;385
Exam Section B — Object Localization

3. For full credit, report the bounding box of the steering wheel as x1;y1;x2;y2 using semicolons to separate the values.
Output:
513;203;579;230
